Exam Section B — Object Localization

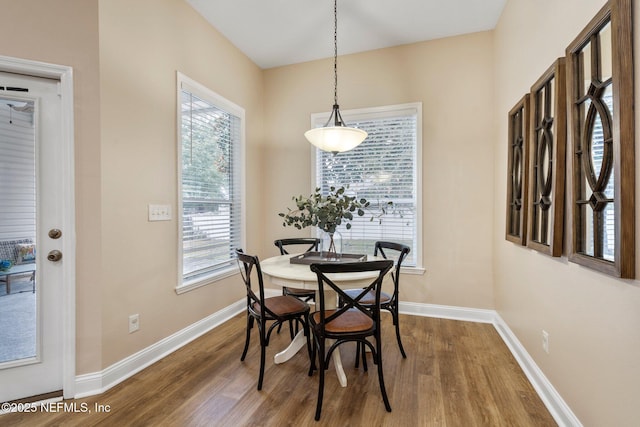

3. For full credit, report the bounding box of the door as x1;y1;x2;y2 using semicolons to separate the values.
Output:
0;72;64;402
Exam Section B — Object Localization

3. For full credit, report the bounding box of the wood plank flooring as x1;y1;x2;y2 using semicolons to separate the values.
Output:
2;313;557;426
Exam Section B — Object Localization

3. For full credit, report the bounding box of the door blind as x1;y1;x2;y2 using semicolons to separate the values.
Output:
0;101;35;241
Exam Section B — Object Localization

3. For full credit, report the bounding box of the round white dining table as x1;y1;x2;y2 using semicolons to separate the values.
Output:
260;253;382;388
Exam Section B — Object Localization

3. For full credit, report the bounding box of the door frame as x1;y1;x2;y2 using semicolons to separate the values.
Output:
0;55;76;399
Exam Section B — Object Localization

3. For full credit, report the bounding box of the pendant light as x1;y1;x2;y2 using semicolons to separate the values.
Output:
304;0;367;154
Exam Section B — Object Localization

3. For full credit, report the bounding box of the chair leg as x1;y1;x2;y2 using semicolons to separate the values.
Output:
308;334;317;376
375;336;392;412
354;342;368;371
241;315;253;361
391;307;407;358
303;316;314;372
288;319;295;340
315;338;326;421
362;342;368;371
277;288;287;335
257;321;267;391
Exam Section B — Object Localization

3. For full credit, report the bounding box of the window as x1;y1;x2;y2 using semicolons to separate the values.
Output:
312;103;421;269
177;73;244;290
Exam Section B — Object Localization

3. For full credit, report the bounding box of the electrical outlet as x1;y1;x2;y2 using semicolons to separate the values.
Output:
129;314;140;333
542;330;549;354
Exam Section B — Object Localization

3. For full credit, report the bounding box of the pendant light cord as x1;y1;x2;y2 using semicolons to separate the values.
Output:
333;0;338;107
305;0;367;152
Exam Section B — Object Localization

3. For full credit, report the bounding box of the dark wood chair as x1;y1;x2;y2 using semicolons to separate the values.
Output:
235;248;312;391
308;260;394;421
274;238;320;302
341;241;410;366
274;238;320;338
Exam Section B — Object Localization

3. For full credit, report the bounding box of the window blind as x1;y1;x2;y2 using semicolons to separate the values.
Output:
314;105;419;266
0;102;35;241
179;77;243;284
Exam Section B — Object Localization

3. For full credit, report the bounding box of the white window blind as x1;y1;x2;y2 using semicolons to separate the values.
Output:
0;101;35;241
313;103;421;266
178;74;244;286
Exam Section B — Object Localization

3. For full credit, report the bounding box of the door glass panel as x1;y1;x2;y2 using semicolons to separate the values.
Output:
0;97;37;365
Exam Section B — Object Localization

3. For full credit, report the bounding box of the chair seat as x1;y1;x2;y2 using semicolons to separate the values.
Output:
252;295;309;317
343;289;391;306
311;308;373;333
284;287;315;297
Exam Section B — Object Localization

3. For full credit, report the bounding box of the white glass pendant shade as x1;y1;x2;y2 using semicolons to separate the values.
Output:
305;126;367;153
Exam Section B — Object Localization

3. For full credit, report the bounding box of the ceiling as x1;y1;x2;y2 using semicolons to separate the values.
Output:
186;0;507;69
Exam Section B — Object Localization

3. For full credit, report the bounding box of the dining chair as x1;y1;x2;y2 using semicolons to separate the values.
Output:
274;238;320;338
308;259;394;421
235;248;312;391
274;238;320;302
343;241;411;362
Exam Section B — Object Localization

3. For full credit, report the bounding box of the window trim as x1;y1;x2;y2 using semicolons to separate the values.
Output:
175;72;246;293
309;102;424;274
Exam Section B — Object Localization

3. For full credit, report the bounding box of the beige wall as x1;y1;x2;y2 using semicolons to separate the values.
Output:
97;0;264;368
0;0;103;374
493;0;640;425
263;32;496;309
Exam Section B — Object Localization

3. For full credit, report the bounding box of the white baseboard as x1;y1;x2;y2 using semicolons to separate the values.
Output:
74;298;581;427
492;314;582;427
399;301;496;323
400;302;582;427
74;299;245;399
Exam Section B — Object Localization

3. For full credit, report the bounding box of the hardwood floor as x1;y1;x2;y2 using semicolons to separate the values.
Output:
2;313;556;426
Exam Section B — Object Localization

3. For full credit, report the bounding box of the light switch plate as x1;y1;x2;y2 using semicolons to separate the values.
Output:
148;204;171;221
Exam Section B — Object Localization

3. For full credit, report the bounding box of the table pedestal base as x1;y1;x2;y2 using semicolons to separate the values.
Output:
274;330;347;387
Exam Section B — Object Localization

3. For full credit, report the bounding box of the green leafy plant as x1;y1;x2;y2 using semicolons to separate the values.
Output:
279;186;395;256
279;185;397;230
279;186;370;234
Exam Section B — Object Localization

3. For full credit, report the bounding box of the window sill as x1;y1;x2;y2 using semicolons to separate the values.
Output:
175;266;239;295
402;266;426;275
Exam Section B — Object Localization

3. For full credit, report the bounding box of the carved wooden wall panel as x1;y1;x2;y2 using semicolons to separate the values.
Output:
505;95;530;245
527;59;566;257
566;0;635;278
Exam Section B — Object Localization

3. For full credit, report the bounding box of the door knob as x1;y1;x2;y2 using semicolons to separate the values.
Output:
47;250;62;262
48;229;62;239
